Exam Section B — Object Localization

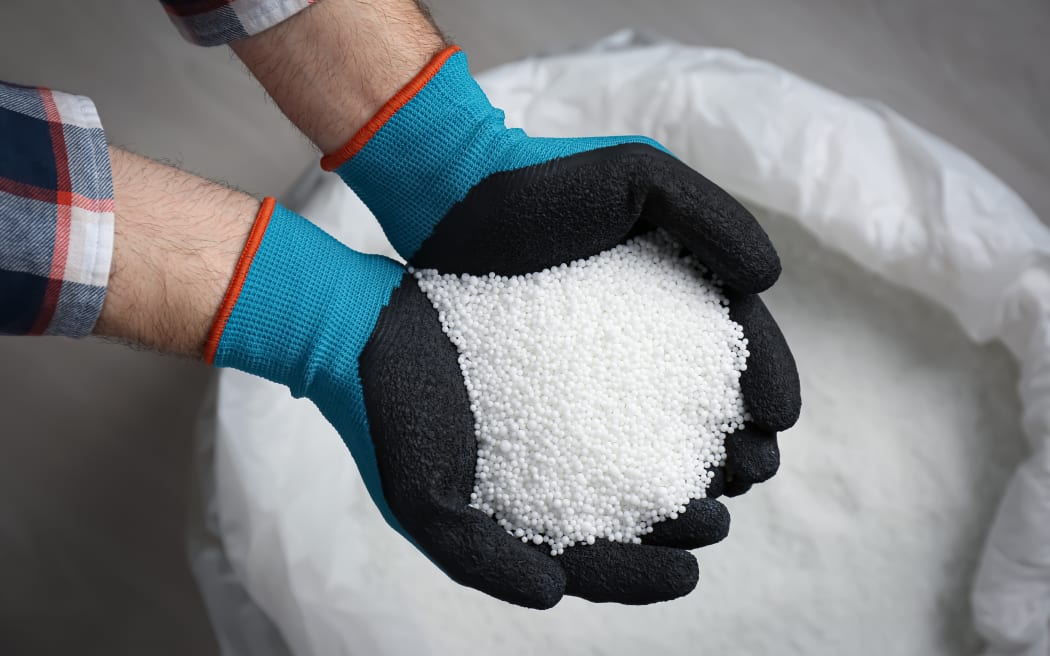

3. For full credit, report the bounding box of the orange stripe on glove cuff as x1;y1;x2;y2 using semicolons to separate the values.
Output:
320;45;462;171
203;196;276;364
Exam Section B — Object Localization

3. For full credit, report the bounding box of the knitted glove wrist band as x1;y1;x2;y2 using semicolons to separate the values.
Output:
204;196;276;364
204;198;408;534
206;199;404;396
320;45;463;171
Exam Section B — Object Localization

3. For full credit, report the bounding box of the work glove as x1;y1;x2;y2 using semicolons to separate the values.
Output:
206;200;734;609
321;46;801;496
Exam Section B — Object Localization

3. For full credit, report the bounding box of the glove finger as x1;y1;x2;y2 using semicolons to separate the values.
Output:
728;293;801;431
724;424;780;486
642;498;730;549
412;141;778;291
638;149;781;294
723;476;754;498
707;466;727;498
412;142;649;276
418;507;567;609
558;540;699;604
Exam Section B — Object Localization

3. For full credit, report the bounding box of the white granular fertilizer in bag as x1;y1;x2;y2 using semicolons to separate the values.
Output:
413;230;749;554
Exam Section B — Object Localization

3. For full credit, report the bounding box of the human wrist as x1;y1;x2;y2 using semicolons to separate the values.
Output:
231;0;447;154
94;148;257;357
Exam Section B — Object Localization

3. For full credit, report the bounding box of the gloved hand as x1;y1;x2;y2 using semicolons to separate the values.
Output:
207;199;730;609
321;46;801;493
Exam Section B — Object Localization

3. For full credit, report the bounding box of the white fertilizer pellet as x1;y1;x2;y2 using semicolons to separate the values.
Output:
413;230;748;554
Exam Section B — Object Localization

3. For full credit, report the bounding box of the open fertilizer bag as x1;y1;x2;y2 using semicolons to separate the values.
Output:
189;32;1050;656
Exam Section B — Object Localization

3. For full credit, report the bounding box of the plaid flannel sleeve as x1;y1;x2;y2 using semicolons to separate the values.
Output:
0;82;113;337
160;0;318;46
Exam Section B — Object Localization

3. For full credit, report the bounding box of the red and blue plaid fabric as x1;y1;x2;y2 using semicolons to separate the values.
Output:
0;82;113;337
160;0;317;46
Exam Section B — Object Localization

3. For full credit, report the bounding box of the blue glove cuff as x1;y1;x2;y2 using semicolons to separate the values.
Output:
325;46;662;260
207;199;407;533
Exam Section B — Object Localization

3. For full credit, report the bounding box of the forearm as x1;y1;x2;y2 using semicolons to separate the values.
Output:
230;0;447;154
93;148;257;357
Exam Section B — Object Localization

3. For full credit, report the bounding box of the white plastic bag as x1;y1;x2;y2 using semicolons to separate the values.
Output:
191;33;1050;656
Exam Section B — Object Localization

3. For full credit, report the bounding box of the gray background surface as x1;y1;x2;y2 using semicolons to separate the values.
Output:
0;1;1047;653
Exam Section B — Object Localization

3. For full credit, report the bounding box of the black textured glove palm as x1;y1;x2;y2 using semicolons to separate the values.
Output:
360;274;733;607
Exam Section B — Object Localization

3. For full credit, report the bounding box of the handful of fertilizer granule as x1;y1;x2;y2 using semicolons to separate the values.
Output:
413;230;749;555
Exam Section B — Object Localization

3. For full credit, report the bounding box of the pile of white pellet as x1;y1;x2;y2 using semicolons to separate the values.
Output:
413;230;748;555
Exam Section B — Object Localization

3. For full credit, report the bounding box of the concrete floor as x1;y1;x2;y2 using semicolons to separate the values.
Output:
0;1;1047;654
